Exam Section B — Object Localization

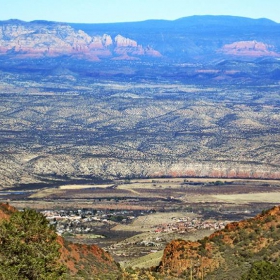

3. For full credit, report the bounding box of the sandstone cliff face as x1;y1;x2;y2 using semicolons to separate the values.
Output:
1;16;280;63
0;152;280;188
1;152;280;189
219;40;280;57
25;154;280;181
115;34;137;47
0;20;161;60
156;206;280;279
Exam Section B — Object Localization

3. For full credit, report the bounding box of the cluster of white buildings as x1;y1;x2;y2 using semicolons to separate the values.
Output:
154;216;226;233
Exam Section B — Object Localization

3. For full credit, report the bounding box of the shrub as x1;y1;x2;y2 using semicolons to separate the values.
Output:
0;209;66;280
241;261;280;280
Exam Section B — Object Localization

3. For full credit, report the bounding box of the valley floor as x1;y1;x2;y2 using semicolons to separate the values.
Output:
3;177;279;267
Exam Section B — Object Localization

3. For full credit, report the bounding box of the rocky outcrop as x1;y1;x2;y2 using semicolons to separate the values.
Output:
219;40;280;57
115;34;137;47
58;236;121;279
1;17;280;62
0;20;161;60
0;203;16;219
156;206;280;279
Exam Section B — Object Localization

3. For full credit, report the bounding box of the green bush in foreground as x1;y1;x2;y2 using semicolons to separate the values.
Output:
241;261;280;280
0;209;66;280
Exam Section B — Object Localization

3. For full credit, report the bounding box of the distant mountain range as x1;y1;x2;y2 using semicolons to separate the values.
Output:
1;16;280;188
0;16;280;63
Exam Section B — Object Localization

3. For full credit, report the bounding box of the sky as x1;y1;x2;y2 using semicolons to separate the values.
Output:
1;0;280;24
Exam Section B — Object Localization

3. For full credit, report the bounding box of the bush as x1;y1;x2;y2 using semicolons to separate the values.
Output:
0;209;66;280
241;261;280;280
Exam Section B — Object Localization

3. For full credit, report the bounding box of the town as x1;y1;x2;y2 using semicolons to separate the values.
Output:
42;208;227;236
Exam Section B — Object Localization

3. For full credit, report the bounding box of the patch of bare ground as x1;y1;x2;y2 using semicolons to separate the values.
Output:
212;192;280;203
112;211;198;232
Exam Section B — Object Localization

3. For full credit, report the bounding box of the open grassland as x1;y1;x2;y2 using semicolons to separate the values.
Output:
121;250;164;269
213;192;280;203
59;184;112;189
29;188;65;199
113;211;198;232
7;177;280;210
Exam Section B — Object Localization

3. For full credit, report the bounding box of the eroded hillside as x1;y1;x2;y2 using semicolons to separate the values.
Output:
0;79;280;188
155;206;280;279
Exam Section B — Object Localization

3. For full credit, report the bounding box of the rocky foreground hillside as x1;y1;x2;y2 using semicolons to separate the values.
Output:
0;203;121;279
0;203;279;279
58;236;121;279
154;206;280;279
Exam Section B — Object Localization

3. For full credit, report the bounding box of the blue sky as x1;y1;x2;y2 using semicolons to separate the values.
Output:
1;0;280;23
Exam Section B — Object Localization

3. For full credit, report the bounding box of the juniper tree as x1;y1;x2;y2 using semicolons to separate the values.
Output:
0;209;66;280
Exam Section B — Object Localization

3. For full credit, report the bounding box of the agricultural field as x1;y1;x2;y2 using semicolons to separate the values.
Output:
4;177;280;265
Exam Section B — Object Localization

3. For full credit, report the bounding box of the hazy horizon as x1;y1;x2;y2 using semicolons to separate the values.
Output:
1;0;280;24
1;14;279;25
